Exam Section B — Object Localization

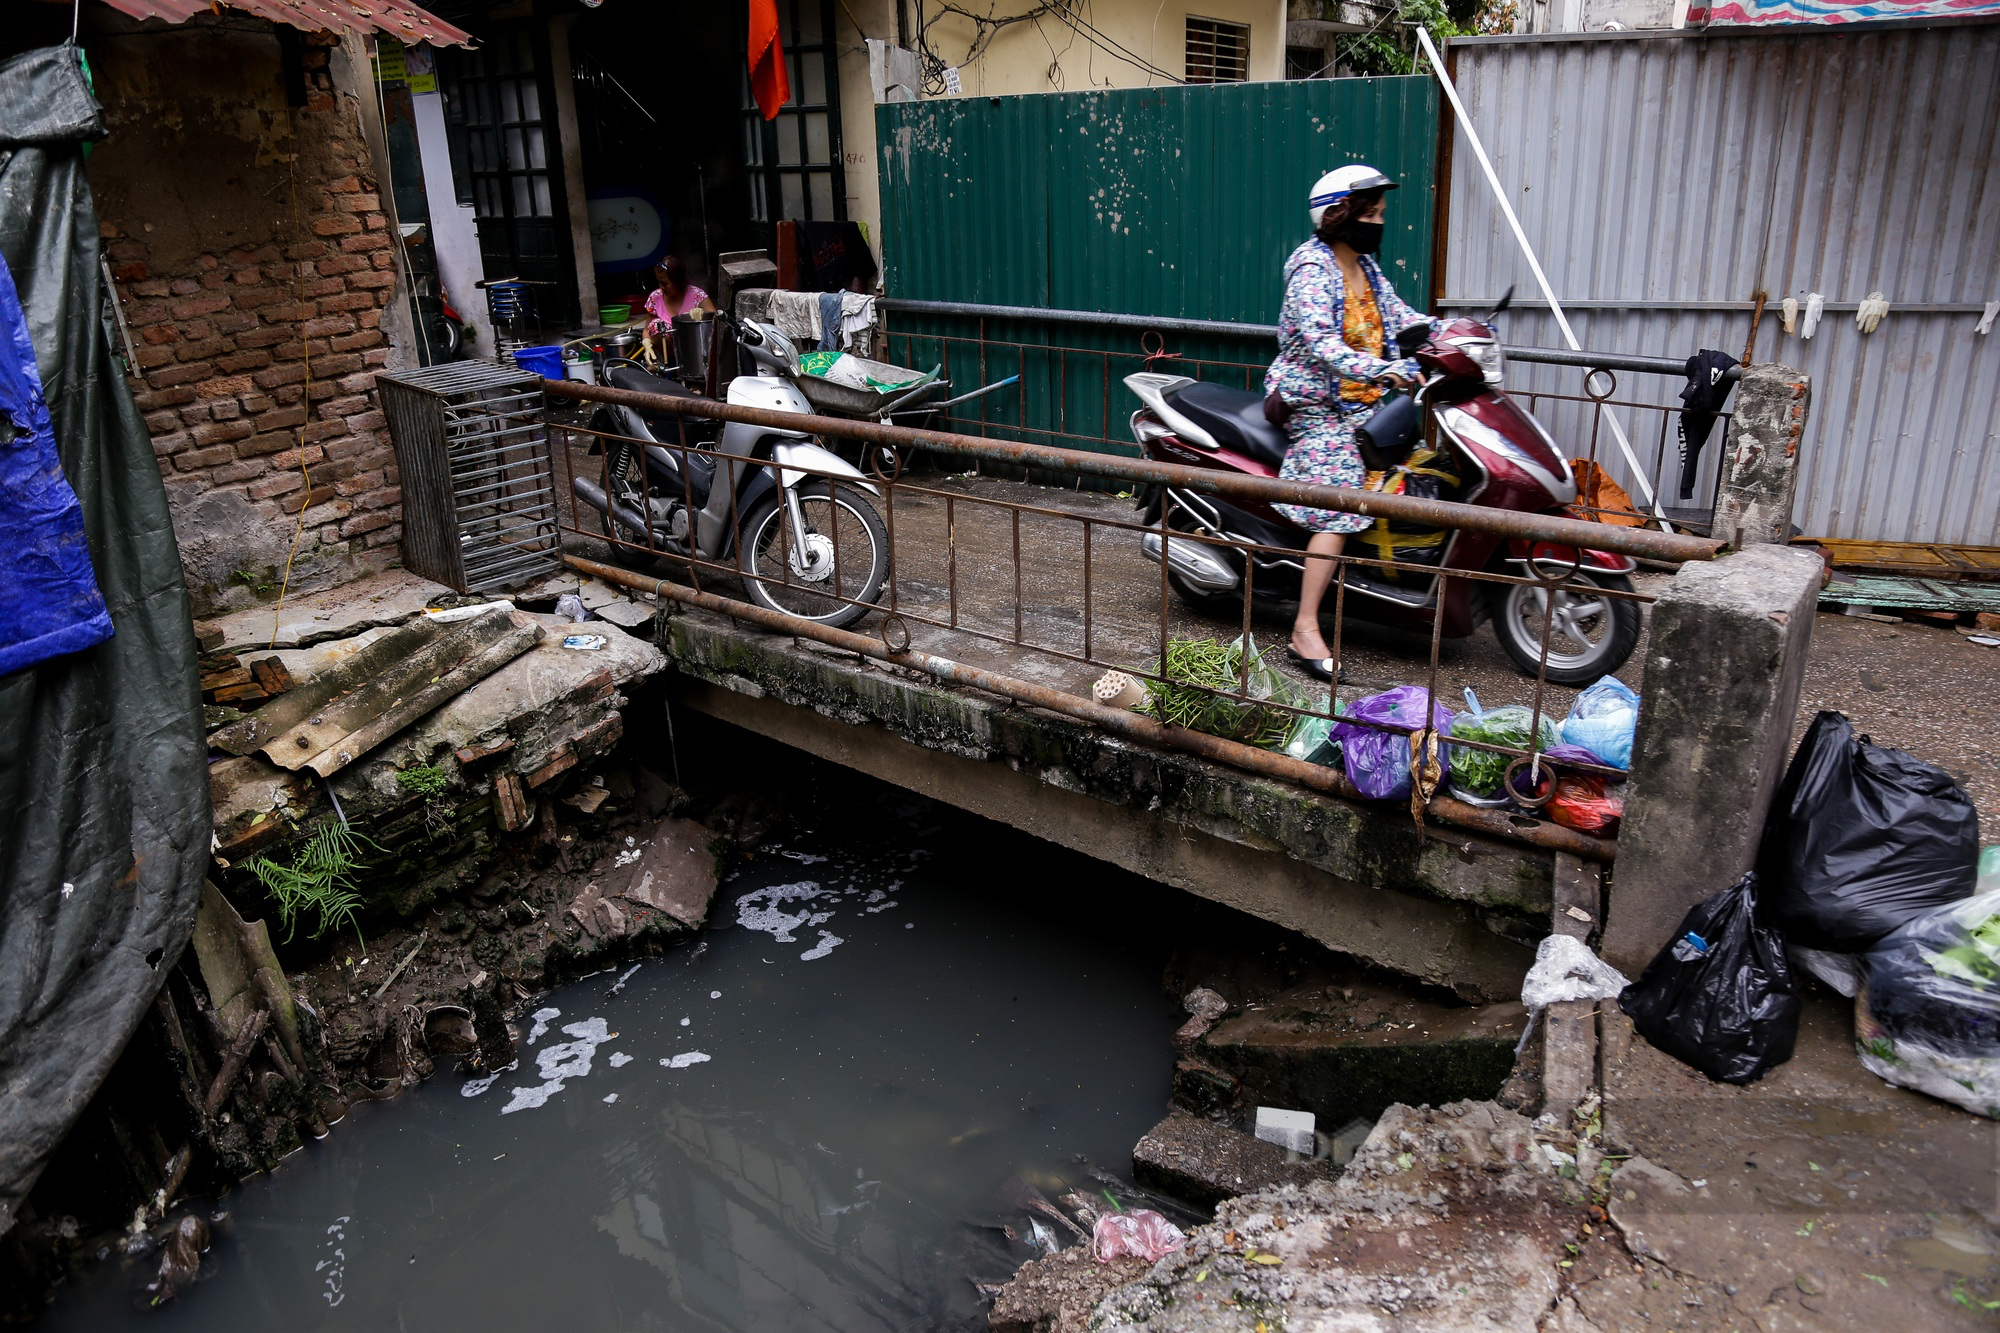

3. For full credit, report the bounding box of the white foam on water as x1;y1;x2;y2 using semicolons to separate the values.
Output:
608;1052;632;1068
781;851;829;864
525;1007;561;1044
613;849;642;867
660;1051;711;1070
460;1059;518;1098
864;899;898;915
735;880;824;943
680;1017;691;1026
710;990;721;999
500;1017;612;1114
801;931;843;961
905;922;915;929
602;1093;619;1104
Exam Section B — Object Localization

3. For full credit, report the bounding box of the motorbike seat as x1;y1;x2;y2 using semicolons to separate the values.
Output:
1166;381;1288;469
605;363;709;440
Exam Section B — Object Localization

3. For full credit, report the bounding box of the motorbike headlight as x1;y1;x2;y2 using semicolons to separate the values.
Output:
1450;336;1505;385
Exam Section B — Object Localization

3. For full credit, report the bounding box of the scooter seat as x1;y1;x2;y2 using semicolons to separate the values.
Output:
1166;381;1289;469
605;363;709;440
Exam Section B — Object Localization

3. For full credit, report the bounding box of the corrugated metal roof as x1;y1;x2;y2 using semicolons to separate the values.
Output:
102;0;472;47
1443;26;2000;545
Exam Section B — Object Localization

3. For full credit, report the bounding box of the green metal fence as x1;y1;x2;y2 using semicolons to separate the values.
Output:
875;76;1440;455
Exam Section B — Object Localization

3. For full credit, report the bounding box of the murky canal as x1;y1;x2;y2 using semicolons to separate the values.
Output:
42;790;1196;1330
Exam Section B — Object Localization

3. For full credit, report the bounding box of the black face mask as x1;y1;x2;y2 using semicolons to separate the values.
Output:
1337;220;1385;255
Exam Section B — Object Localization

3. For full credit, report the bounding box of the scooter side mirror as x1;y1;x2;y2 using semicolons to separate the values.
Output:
1492;284;1515;318
1395;323;1430;357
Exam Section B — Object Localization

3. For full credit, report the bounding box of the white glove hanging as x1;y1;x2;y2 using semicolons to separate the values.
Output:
1781;296;1798;335
1977;301;1999;336
1799;293;1825;340
1856;292;1890;334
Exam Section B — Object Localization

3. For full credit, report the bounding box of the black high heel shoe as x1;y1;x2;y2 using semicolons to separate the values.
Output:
1285;646;1343;684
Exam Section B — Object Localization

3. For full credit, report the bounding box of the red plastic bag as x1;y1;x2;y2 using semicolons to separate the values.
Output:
1548;773;1623;836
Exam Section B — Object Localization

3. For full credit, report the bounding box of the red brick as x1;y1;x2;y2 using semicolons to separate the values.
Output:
176;404;212;426
148;363;212;388
150;432;190;457
362;214;386;231
232;286;285;310
330;329;383;353
133;387;197;411
237;430;305;458
311;352;363;377
112;261;147;282
335;372;376;395
249;405;308;432
333;192;382;214
252;364;309;390
333;468;384;496
278;485;339;516
318;292;376;313
325;175;362;193
343;410;386;434
303;314;355;338
210;400;243;421
267;445;325;469
238;393;276;413
135;347;177;370
304;277;343;299
173;444;237;471
197;374;255;399
364;527;402;550
140;326;181;346
353;486;401;511
169;278;200;297
200;271;229;290
212;312;259;336
370;251;395;270
319;393;370;417
361;348;390;368
339;509;397;538
347;270;397;291
247;472;305;501
284;242;327;262
107;240;147;263
338;231;392;254
170;294;232;320
215;351;273;374
143;409;180;433
296;498;354;527
324;436;390;465
314;253;368;276
264;301;318;322
311;214;362;237
197;255;219;271
301;419;347;444
207;461;264;484
357;310;383;330
131;279;170;298
191;419;255;446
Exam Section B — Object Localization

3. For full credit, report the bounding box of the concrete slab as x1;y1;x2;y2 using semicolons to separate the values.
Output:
597;816;718;929
198;569;454;654
1132;1111;1331;1208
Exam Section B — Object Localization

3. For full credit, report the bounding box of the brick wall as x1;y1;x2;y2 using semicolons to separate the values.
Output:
90;25;411;616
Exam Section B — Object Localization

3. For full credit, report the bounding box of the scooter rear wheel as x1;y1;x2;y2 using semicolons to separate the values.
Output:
1492;571;1641;686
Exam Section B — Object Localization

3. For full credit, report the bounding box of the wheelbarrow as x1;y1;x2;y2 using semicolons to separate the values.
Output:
794;354;1020;474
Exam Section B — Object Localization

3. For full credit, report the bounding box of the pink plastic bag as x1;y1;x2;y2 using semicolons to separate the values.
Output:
1092;1209;1186;1263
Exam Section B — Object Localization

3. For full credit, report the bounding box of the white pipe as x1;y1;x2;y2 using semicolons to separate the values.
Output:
1416;27;1670;522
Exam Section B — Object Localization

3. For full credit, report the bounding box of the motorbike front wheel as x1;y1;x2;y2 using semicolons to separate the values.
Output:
736;480;889;630
1492;571;1641;686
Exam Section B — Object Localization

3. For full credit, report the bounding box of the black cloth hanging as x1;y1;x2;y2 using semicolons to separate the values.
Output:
1677;349;1739;500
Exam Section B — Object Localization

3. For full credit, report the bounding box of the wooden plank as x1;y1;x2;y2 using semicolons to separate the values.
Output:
201;666;254;693
1800;537;2000;580
248;656;295;695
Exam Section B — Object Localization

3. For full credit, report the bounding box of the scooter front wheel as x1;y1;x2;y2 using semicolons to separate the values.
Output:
1492;571;1641;686
736;480;890;630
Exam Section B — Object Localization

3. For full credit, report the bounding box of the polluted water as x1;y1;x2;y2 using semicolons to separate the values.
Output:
41;789;1194;1331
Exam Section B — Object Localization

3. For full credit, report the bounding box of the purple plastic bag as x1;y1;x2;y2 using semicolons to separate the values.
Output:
1333;686;1453;800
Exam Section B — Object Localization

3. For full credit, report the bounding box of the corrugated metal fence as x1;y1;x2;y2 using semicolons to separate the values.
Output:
1443;25;2000;545
875;77;1438;453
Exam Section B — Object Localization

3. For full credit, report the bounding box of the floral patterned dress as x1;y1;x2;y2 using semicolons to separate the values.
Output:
1264;240;1433;535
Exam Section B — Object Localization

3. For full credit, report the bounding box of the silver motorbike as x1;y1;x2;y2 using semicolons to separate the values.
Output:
572;316;890;630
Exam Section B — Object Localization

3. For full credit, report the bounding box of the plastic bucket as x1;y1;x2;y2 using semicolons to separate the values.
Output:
514;345;564;379
564;348;597;384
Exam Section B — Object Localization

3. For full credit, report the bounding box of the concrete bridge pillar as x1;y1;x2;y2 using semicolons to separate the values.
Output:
1602;542;1824;974
1711;362;1810;547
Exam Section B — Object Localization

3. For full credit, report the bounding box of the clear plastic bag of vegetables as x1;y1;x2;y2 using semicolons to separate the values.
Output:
1560;676;1640;771
1143;635;1306;749
1447;688;1561;801
1284;693;1342;766
1855;847;2000;1118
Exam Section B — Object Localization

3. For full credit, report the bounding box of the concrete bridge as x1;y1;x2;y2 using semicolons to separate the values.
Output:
560;364;1826;1005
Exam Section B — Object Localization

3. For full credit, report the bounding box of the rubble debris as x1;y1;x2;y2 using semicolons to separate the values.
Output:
1172;987;1228;1049
990;1246;1149;1333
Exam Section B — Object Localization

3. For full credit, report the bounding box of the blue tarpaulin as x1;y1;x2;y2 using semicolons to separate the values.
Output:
0;244;111;675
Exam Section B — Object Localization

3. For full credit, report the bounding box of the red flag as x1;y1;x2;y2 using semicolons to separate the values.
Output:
748;0;789;121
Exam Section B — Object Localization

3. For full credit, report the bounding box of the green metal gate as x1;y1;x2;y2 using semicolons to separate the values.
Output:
875;77;1439;454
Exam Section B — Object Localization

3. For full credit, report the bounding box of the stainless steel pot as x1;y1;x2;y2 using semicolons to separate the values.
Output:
671;314;713;384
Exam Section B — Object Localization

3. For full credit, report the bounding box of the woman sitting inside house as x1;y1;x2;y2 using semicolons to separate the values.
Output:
644;254;716;331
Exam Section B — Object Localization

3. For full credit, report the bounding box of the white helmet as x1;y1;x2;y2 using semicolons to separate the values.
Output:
1308;164;1398;228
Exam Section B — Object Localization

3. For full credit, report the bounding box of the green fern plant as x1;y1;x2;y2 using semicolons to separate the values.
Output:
245;822;376;948
394;764;450;797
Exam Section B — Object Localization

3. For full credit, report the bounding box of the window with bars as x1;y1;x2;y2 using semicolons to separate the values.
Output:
1185;16;1250;83
742;0;846;223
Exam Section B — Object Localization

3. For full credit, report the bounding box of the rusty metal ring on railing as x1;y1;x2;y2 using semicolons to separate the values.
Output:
879;614;912;655
1530;547;1585;587
1503;756;1558;810
869;443;907;484
1583;367;1618;402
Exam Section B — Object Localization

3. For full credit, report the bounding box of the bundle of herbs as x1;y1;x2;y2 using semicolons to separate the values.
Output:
1139;636;1309;750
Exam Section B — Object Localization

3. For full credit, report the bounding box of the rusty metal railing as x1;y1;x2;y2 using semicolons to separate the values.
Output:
526;374;1721;861
877;301;1729;534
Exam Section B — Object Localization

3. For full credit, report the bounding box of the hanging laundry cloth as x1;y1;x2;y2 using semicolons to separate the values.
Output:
1677;348;1740;501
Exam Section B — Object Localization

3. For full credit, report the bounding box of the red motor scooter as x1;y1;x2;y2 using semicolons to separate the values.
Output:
1124;292;1640;685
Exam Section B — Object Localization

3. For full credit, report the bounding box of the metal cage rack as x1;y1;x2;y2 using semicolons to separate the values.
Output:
378;362;562;593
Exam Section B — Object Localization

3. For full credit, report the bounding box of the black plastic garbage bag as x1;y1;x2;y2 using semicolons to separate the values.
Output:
1618;872;1800;1084
1760;711;1980;951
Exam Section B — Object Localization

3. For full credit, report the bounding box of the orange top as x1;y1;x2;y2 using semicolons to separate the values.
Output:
1339;280;1386;407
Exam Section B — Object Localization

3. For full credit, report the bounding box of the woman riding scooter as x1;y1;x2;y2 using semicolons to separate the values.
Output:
1265;164;1435;682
